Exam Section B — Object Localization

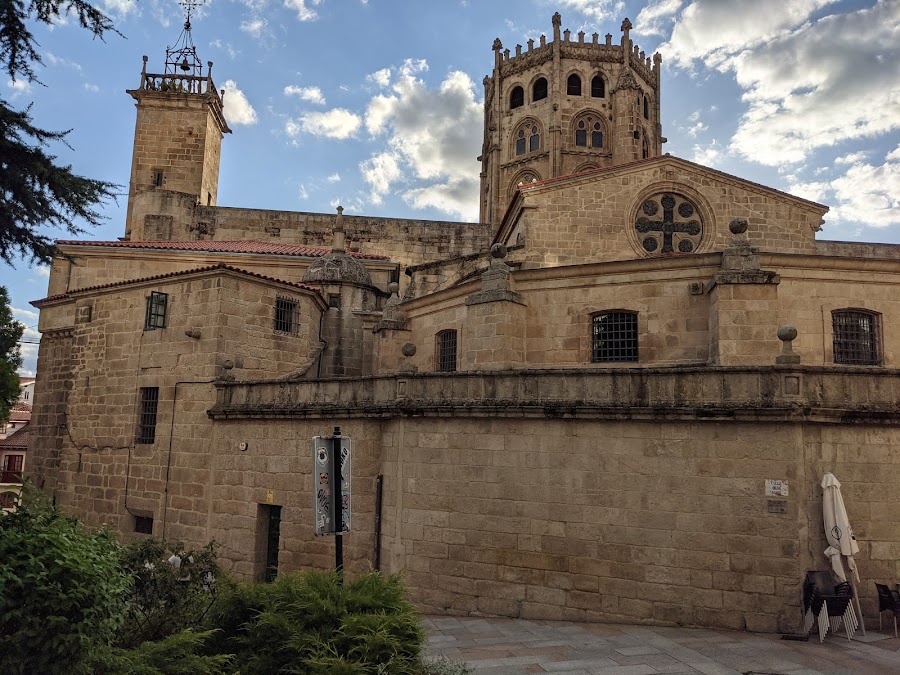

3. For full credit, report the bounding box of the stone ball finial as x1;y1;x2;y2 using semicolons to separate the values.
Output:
621;18;633;33
388;282;399;295
492;38;503;51
729;217;749;235
777;325;798;342
143;55;149;63
401;342;417;357
490;243;507;259
336;205;344;217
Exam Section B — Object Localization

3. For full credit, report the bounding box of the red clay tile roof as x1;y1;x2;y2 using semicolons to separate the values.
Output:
18;377;34;384
56;240;392;260
31;264;324;308
9;403;31;423
0;423;29;448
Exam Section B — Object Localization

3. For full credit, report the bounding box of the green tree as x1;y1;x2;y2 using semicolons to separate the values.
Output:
0;286;23;420
0;1;119;265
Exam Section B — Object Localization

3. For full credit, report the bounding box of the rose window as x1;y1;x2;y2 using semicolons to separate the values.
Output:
635;193;703;255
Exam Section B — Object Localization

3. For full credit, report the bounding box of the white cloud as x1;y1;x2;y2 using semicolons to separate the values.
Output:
790;154;900;228
358;61;482;218
210;39;239;60
83;83;100;93
635;0;684;36
554;0;625;22
12;307;38;323
359;152;403;203
691;139;723;166
102;0;138;17
45;52;82;71
240;18;268;39
288;109;362;140
298;184;310;200
32;265;50;278
835;151;868;165
284;85;326;105
367;68;392;88
663;1;900;168
327;173;341;182
888;144;900;162
6;79;31;98
221;80;258;126
284;0;322;21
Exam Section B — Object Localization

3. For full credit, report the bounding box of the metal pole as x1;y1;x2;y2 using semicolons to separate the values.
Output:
331;426;344;578
374;475;384;572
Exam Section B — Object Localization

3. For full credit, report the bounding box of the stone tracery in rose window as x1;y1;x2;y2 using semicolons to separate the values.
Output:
635;193;703;255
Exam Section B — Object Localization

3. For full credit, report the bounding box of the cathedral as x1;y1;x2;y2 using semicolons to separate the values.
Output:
28;13;900;633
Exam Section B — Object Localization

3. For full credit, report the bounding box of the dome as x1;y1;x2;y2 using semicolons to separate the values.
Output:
302;252;372;286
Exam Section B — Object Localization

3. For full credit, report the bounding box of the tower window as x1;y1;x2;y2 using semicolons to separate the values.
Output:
592;311;638;363
832;310;880;365
152;170;164;187
642;138;649;159
591;75;605;98
532;77;548;102
509;86;524;109
436;330;458;372
144;291;168;330
529;125;540;151
566;74;582;96
643;96;650;119
575;116;604;149
516;129;526;156
134;515;154;535
136;387;160;444
274;297;300;335
514;120;541;157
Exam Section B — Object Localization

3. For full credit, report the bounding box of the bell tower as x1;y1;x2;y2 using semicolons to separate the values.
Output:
124;0;231;240
479;14;663;225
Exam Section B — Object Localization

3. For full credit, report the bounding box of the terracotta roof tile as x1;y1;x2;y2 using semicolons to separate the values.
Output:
0;424;29;448
31;264;324;308
56;239;392;260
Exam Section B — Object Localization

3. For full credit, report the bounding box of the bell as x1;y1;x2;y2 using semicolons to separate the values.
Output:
179;57;191;72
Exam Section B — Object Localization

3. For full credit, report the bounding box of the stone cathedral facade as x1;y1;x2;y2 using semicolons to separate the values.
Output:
29;14;900;633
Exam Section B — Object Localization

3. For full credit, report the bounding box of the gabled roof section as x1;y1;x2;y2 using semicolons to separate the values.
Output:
31;264;324;308
55;240;392;261
0;422;30;448
517;154;829;211
8;403;31;423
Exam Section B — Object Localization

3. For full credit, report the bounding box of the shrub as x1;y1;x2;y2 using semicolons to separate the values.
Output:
209;570;425;674
87;629;233;675
0;487;130;675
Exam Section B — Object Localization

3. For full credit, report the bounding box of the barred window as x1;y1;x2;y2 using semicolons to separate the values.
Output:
137;387;159;444
832;310;880;365
134;515;154;534
592;311;638;363
0;491;18;509
274;297;300;335
436;330;458;373
145;291;168;330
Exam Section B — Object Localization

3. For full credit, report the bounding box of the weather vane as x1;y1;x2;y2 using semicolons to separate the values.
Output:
165;0;206;77
179;0;203;31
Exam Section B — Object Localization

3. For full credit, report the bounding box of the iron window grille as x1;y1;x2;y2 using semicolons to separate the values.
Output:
592;311;639;363
437;330;458;373
274;297;300;335
0;491;18;509
137;387;159;444
145;291;168;330
832;310;880;365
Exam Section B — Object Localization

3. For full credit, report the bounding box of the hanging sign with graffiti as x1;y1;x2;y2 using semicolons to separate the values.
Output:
312;435;352;535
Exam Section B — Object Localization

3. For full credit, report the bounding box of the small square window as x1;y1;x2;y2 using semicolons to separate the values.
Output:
152;171;164;187
275;297;300;335
328;294;341;309
592;311;638;363
134;515;154;534
832;310;880;365
137;387;159;444
436;330;458;373
145;292;168;330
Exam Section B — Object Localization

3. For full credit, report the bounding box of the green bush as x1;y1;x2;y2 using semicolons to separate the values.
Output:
0;487;130;675
88;629;233;675
209;571;425;674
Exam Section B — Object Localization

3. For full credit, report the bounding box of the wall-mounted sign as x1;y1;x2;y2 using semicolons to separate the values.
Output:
265;489;275;504
313;435;351;536
765;479;789;497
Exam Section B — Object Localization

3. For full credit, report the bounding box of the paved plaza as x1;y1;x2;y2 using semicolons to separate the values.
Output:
424;616;900;674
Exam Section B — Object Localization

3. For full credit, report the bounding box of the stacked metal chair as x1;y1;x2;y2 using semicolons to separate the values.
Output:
801;571;858;642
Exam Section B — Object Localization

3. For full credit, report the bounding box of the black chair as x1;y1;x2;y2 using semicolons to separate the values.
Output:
801;571;857;642
875;583;900;637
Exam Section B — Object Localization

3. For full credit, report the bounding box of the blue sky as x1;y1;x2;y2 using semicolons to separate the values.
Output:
4;0;899;375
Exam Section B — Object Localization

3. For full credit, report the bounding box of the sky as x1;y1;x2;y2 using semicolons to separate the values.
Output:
3;0;899;376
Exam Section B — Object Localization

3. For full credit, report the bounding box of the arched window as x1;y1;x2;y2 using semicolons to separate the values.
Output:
510;171;541;194
591;311;638;363
574;114;604;149
532;77;548;102
514;121;541;156
643;96;650;119
591;75;605;98
509;86;524;109
642;137;649;159
436;330;458;372
832;310;881;365
566;74;582;96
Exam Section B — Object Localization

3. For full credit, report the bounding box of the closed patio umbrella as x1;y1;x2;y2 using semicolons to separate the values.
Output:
822;472;865;635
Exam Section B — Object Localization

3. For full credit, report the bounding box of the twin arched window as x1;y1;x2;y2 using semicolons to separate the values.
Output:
515;121;541;156
509;74;605;110
574;114;604;149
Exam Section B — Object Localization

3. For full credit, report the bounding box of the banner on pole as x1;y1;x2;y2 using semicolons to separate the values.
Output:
313;435;351;535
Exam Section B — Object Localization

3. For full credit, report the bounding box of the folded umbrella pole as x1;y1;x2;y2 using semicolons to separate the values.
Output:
822;472;866;636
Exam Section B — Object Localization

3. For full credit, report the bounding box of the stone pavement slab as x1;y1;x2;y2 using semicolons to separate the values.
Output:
424;616;900;674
